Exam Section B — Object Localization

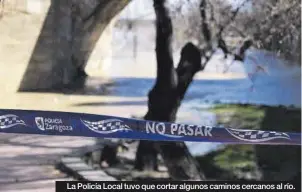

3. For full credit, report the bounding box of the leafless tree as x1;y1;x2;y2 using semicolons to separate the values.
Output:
133;0;300;180
170;0;301;65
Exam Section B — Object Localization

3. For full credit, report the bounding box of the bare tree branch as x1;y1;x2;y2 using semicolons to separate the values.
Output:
197;0;251;70
199;0;212;48
217;0;250;37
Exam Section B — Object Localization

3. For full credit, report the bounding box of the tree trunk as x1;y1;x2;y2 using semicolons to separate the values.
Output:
134;140;159;171
134;0;205;180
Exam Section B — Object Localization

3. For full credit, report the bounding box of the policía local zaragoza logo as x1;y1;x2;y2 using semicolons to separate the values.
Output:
0;114;27;129
81;119;132;134
225;128;291;142
34;117;73;132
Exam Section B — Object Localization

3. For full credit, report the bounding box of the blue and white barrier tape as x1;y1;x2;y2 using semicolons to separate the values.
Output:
0;109;300;145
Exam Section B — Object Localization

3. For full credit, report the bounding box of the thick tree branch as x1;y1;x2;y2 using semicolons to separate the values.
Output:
153;0;176;89
234;39;253;61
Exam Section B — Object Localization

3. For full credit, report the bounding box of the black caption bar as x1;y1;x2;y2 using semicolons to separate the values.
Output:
56;181;300;192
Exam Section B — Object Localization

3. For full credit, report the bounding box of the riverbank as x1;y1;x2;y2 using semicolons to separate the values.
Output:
196;104;301;181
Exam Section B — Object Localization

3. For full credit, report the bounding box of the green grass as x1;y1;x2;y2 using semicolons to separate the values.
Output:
196;104;301;180
210;104;265;130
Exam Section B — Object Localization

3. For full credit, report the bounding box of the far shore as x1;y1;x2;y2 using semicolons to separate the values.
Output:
90;71;247;80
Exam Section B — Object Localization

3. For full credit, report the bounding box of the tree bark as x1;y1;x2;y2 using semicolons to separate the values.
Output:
134;140;159;171
134;0;205;180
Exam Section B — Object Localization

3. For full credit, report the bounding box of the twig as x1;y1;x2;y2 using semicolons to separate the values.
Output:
198;0;251;70
228;24;246;38
217;0;250;37
259;2;299;27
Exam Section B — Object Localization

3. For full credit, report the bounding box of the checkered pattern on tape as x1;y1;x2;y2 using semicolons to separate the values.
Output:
0;114;25;128
232;130;287;140
83;120;129;131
